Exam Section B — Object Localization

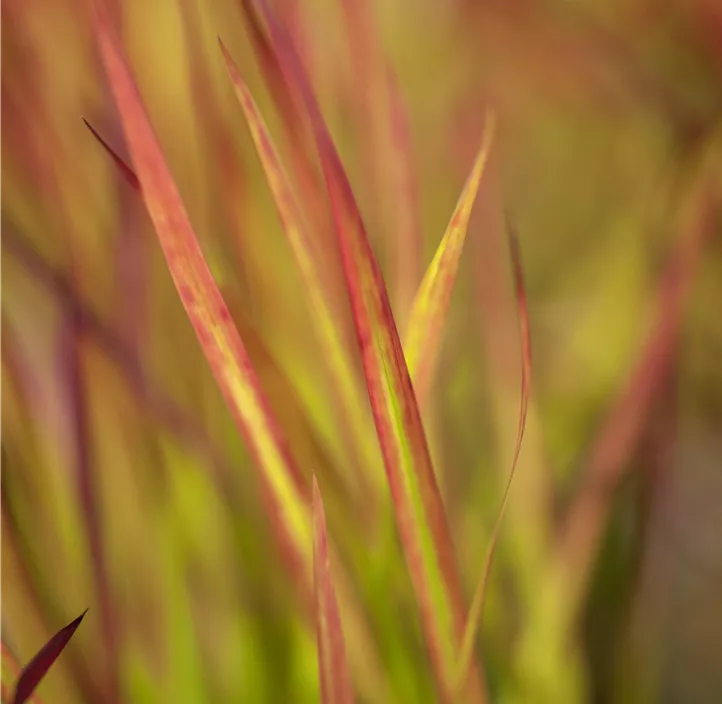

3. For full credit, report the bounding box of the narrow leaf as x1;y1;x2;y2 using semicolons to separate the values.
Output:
82;118;140;191
11;610;86;704
219;41;378;499
93;3;312;585
313;477;355;704
456;222;532;693
245;2;486;699
404;114;495;406
240;0;332;259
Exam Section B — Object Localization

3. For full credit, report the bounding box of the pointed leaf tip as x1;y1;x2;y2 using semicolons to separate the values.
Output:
94;2;312;589
405;111;496;406
83;118;141;192
12;610;87;704
242;3;488;698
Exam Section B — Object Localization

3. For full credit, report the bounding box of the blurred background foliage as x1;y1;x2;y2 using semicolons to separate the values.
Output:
3;0;722;702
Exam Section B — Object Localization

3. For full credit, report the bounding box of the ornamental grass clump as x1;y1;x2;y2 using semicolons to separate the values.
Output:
3;0;719;703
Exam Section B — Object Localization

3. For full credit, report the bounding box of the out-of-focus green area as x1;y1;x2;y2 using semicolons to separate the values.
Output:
3;0;722;702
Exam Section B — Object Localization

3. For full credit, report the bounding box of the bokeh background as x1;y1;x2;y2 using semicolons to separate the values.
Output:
3;0;722;702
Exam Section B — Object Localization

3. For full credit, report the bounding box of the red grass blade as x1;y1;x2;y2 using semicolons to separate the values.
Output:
404;114;495;405
313;478;356;704
456;223;532;693
244;2;486;699
82;118;140;191
219;41;379;499
10;610;86;704
93;3;312;586
240;0;334;262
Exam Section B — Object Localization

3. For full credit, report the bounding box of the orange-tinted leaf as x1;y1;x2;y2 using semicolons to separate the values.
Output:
93;3;311;586
313;478;355;704
244;2;486;699
456;222;532;693
404;114;495;406
10;610;86;704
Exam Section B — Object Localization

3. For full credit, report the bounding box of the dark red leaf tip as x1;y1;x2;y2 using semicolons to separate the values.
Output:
12;609;88;704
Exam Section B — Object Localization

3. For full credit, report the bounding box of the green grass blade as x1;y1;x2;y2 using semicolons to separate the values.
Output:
93;2;311;588
456;223;532;693
313;478;355;704
245;3;487;699
404;114;495;406
219;41;379;500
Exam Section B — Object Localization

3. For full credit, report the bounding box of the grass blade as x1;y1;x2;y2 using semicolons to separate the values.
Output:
93;3;312;586
82;118;140;191
245;2;486;698
404;114;495;406
10;610;86;704
456;223;532;693
219;41;379;499
240;0;334;264
313;478;355;704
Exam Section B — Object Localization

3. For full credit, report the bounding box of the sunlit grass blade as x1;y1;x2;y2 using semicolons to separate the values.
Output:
93;3;312;586
312;477;355;704
219;41;380;499
10;610;86;704
240;0;332;256
81;120;364;509
455;223;532;694
90;20;385;691
404;114;495;406
245;2;486;699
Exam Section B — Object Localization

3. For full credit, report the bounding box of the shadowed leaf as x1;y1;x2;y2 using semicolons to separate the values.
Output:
313;478;355;704
10;610;86;704
244;2;486;699
93;2;312;587
82;118;140;191
456;223;532;693
404;114;495;406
